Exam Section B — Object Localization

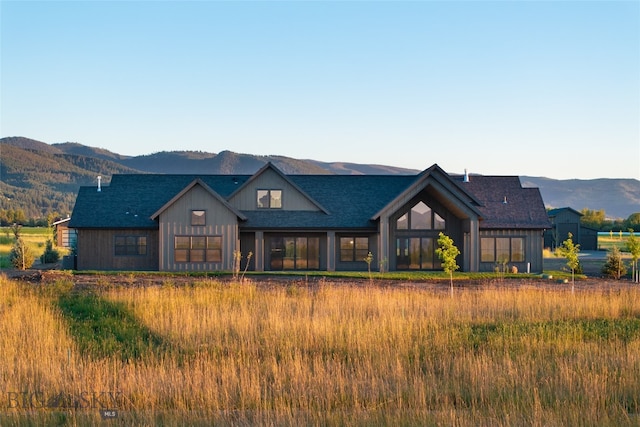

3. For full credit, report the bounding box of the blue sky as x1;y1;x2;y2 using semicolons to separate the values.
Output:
1;1;638;180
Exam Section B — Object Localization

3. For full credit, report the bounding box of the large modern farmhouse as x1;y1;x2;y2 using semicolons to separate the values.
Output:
69;163;550;273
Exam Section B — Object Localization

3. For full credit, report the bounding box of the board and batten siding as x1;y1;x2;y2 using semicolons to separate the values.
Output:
157;184;239;272
478;229;544;273
76;229;159;271
229;168;319;211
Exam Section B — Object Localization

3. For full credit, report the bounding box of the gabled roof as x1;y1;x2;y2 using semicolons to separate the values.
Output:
69;165;551;231
547;207;583;217
69;174;251;229
454;175;551;229
52;217;71;226
150;178;246;221
372;164;484;220
229;162;330;214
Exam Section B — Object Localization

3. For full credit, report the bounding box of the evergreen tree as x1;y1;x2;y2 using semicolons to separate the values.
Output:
602;246;627;280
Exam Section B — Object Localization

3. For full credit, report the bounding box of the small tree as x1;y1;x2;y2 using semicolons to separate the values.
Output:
364;251;374;284
10;238;35;270
626;230;640;283
602;246;627;280
556;232;580;293
41;239;60;264
435;232;460;297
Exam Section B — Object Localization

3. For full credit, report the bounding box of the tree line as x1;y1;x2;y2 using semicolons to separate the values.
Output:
579;209;640;231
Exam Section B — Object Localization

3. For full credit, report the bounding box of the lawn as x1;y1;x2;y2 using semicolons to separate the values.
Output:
1;275;639;426
0;226;68;269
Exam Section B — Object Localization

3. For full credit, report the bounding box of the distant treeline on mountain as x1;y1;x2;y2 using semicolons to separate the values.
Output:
1;136;639;225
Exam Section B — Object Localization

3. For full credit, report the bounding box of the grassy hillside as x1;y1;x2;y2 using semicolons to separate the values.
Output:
1;142;140;219
2;136;638;222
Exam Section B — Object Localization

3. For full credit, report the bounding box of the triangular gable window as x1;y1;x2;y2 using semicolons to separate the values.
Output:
396;201;445;230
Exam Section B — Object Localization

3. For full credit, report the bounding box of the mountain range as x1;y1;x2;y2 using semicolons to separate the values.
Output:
1;136;638;220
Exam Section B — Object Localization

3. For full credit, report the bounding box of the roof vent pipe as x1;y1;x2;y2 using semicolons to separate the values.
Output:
503;196;508;204
97;176;102;192
463;169;469;183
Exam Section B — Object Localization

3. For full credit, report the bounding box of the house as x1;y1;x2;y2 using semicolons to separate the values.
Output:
52;217;77;248
544;207;598;251
68;163;551;273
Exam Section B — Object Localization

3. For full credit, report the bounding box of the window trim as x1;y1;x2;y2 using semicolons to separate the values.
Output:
257;189;283;209
480;237;526;263
174;235;222;263
395;201;446;231
114;235;147;256
339;236;370;263
191;210;206;226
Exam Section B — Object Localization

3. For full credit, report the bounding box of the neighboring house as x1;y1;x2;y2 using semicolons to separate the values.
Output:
52;217;77;248
544;207;598;251
68;163;550;273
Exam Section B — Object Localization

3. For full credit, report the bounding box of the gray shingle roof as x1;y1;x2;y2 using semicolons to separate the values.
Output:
69;170;550;231
454;176;551;229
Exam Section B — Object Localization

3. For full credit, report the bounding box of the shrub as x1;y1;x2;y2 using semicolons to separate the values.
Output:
9;238;35;270
40;239;60;264
602;246;627;279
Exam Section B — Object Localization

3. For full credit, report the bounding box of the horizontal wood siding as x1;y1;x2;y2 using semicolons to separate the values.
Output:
76;229;159;271
229;168;319;211
158;184;239;271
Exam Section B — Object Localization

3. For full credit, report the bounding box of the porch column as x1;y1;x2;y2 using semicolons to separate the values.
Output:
255;231;264;272
327;231;335;271
467;218;480;272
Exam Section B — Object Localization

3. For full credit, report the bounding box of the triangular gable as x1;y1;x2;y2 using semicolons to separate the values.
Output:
372;163;484;220
228;162;330;214
547;207;583;217
151;178;247;220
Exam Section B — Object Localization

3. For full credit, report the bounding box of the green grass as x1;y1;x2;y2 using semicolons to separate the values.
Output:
56;290;170;361
0;226;68;268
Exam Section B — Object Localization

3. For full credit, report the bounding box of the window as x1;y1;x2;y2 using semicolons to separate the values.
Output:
340;237;369;262
174;236;222;263
480;237;525;263
270;236;320;270
257;189;282;209
396;201;445;230
191;210;206;226
396;237;441;270
115;236;147;256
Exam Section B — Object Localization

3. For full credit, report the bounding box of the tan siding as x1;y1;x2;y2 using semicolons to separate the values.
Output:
76;229;158;271
229;168;319;211
158;184;239;272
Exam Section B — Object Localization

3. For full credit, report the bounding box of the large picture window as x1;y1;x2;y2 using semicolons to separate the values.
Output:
270;236;320;270
174;236;222;263
396;237;441;270
480;237;525;263
340;237;369;262
115;236;147;256
257;189;282;209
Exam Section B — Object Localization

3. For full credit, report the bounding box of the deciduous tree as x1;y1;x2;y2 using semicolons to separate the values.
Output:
436;232;460;298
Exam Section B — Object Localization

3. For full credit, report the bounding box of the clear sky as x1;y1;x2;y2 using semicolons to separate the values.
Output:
1;1;639;180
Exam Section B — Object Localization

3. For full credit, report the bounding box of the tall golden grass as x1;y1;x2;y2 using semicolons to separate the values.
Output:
1;275;639;426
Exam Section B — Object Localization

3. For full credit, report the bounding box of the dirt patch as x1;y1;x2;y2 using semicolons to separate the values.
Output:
2;266;636;293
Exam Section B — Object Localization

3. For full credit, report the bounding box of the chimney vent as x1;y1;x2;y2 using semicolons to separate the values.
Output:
97;176;102;192
463;169;469;183
503;196;508;204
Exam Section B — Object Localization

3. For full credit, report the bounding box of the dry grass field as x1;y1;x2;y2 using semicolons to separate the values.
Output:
1;274;640;426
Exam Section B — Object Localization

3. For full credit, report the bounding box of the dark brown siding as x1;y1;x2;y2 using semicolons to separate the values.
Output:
76;229;159;271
